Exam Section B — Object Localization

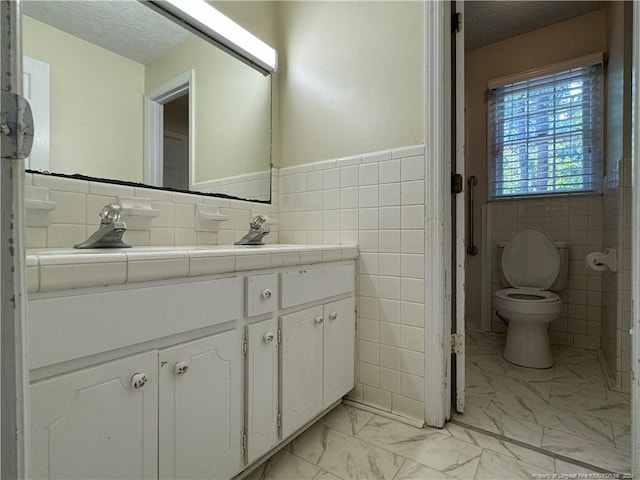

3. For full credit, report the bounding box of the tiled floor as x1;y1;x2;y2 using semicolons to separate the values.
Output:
245;331;632;479
454;330;632;474
246;403;601;480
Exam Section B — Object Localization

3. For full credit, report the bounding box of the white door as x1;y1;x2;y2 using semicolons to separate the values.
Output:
280;306;324;439
30;352;158;479
323;297;355;408
23;56;50;171
453;1;466;414
158;330;243;480
163;130;188;190
246;318;279;463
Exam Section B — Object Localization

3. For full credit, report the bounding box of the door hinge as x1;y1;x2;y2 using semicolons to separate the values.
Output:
451;334;464;354
242;337;248;357
1;91;34;160
452;12;462;34
452;173;463;194
241;430;247;453
276;411;281;430
277;328;282;346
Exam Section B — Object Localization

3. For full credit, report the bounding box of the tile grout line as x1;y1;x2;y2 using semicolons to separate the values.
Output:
449;418;616;475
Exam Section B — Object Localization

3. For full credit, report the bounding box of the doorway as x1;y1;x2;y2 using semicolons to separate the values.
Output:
452;1;634;474
144;70;194;190
163;94;190;190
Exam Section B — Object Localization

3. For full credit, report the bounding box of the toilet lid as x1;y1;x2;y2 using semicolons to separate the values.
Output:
502;228;560;289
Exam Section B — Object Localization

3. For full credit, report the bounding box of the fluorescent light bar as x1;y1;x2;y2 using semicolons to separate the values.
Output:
161;0;277;73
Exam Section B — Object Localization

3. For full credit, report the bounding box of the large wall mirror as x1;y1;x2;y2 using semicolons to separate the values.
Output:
22;0;273;202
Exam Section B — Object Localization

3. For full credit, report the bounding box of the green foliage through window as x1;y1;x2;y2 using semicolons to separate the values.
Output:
489;63;603;198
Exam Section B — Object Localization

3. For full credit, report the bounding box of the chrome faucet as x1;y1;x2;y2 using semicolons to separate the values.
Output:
235;214;270;246
74;203;130;249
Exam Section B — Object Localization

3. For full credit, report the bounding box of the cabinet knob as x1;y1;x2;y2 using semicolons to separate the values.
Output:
329;312;338;321
261;289;272;300
131;373;149;389
314;316;323;325
174;362;190;376
263;332;275;344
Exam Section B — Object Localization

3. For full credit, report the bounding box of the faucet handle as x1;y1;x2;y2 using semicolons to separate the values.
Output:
250;214;267;230
99;203;123;224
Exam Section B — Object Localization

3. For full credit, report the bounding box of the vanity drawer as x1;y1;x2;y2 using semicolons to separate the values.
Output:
280;264;355;309
28;276;243;370
245;274;278;317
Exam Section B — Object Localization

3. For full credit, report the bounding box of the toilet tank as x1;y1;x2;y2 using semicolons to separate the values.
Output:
497;241;569;291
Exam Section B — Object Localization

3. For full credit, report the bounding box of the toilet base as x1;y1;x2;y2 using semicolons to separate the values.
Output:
503;321;554;369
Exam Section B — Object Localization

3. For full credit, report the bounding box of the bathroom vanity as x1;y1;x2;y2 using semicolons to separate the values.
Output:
26;244;358;479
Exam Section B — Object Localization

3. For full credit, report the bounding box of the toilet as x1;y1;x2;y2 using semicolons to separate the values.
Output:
494;228;568;369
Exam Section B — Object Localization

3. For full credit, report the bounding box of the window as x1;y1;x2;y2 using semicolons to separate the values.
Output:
488;62;603;199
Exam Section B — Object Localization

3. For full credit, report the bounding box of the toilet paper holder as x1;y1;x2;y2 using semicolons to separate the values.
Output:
586;249;617;272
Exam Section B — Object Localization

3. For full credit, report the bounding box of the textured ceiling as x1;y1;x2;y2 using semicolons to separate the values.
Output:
22;0;189;64
465;1;608;51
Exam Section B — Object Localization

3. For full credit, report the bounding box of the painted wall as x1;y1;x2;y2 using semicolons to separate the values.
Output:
23;16;145;182
276;1;425;167
465;10;607;332
145;34;271;183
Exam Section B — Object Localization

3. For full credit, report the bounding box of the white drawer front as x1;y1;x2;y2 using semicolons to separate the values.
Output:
280;264;355;309
28;277;243;370
246;274;278;317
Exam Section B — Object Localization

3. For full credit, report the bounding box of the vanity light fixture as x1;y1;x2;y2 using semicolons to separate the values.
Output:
149;0;277;74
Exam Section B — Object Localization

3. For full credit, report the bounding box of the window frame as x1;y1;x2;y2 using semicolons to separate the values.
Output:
487;53;605;201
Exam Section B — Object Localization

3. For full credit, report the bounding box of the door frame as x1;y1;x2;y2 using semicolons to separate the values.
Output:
630;1;640;475
424;0;453;428
0;0;30;477
143;70;194;189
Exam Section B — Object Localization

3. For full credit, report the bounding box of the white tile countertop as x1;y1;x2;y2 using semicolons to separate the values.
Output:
26;244;359;293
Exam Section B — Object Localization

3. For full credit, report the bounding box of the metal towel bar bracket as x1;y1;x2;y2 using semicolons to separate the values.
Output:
467;176;479;256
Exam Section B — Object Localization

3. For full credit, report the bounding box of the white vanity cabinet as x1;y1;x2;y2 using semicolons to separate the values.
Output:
158;330;243;480
27;254;356;480
280;297;355;439
245;318;279;464
30;351;159;479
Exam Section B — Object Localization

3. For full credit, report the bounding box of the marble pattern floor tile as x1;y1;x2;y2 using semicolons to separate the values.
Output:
245;449;322;480
393;459;459;479
291;422;404;479
356;416;482;479
444;422;556;473
319;404;375;437
548;388;631;424
541;427;631;474
250;403;601;480
474;449;553;480
452;405;544;447
463;332;632;472
487;391;616;446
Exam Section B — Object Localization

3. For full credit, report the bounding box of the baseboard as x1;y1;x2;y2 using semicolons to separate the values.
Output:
342;399;426;429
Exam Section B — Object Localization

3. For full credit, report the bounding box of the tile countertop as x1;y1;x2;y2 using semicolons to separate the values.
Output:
26;244;359;294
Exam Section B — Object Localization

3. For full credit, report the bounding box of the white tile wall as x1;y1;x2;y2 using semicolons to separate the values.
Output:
278;145;426;422
25;173;279;249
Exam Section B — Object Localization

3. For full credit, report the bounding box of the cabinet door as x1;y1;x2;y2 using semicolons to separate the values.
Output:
323;297;356;408
30;351;158;479
280;306;324;439
246;318;279;463
159;330;243;480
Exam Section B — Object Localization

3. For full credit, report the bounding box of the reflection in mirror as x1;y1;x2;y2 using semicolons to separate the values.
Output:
22;0;272;202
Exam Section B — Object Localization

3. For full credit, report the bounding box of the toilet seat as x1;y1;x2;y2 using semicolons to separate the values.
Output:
495;287;559;303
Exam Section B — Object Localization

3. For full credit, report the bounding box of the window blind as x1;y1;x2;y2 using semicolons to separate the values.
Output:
488;63;603;199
